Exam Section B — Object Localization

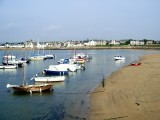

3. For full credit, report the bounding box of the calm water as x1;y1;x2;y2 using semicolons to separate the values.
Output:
0;49;158;120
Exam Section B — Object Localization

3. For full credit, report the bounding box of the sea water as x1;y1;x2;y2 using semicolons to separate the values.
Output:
0;49;158;120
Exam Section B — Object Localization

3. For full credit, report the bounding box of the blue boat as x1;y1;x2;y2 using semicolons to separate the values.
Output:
43;65;69;76
44;69;69;76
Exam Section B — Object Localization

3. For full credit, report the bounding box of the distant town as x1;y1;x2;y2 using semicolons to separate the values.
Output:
1;39;160;49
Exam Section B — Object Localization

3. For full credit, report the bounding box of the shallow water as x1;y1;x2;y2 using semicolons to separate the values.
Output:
0;49;158;120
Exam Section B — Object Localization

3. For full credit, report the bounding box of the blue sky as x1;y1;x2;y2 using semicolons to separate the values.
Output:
0;0;160;42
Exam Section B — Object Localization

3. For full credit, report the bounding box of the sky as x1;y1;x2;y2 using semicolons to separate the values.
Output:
0;0;160;42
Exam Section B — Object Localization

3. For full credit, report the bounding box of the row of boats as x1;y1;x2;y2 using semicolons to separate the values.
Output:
6;52;92;94
5;51;140;94
0;53;55;69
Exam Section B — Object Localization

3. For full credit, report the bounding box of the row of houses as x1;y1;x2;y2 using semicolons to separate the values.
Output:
0;39;158;49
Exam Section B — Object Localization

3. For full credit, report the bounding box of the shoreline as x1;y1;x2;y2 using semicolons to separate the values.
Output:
1;46;160;50
89;54;160;120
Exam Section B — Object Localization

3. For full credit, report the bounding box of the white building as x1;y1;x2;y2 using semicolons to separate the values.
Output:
25;41;34;48
109;40;120;45
130;40;144;46
84;40;97;46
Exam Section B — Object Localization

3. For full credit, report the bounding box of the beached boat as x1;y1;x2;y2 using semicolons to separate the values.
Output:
34;76;65;82
130;62;141;66
6;65;53;93
114;56;125;60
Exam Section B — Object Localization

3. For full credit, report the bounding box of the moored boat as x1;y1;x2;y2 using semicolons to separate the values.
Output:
44;65;69;76
0;64;17;69
2;55;24;66
45;54;55;59
34;76;65;82
58;58;85;70
6;83;53;93
6;64;53;93
114;56;125;60
29;54;45;61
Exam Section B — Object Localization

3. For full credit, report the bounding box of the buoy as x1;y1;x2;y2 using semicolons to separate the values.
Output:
40;88;42;93
30;90;32;94
42;71;45;74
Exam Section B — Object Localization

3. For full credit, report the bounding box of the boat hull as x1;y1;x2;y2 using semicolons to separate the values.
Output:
44;70;69;76
131;63;141;66
29;57;44;61
114;56;125;60
10;84;53;93
34;76;65;82
0;65;17;69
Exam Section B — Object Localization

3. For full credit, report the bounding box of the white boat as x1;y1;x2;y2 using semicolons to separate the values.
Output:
34;76;65;82
58;58;85;70
45;54;55;59
0;64;17;69
114;56;125;60
29;54;46;61
2;55;23;66
44;64;77;76
58;64;77;72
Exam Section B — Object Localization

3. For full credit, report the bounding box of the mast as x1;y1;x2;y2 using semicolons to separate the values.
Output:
4;49;8;65
22;62;25;86
24;45;26;60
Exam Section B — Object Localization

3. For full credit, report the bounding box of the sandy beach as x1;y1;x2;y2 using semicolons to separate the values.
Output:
89;54;160;120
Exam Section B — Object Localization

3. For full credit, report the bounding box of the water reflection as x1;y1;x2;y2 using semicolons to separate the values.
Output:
114;59;125;67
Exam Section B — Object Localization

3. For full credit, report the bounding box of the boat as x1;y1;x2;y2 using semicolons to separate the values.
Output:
43;65;69;76
2;54;23;66
45;54;55;59
6;83;53;93
71;49;92;63
44;48;55;59
114;56;125;60
0;64;17;69
58;58;85;70
19;48;30;64
130;62;141;66
34;76;65;82
29;41;47;61
6;64;53;93
19;58;30;64
72;53;88;63
0;52;17;69
29;54;46;61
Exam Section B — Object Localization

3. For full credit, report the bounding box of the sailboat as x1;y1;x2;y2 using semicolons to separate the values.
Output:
29;40;46;61
6;64;53;93
0;50;17;69
19;48;30;64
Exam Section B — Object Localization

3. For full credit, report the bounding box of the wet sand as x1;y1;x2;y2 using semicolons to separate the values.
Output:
89;54;160;120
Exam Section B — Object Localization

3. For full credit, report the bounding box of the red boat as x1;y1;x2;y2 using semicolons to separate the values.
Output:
130;62;141;66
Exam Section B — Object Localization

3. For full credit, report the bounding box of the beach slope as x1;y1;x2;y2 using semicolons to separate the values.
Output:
89;54;160;120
